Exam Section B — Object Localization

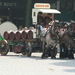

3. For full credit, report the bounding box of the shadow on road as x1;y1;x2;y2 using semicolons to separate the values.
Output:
49;58;75;73
64;69;75;73
2;52;44;60
1;52;75;61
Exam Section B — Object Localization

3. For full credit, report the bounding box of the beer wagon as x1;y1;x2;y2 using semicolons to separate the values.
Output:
0;3;61;56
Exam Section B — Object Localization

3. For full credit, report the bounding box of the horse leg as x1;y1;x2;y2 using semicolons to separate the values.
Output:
41;42;48;58
41;41;45;58
68;45;74;59
48;48;51;57
60;43;65;58
41;47;48;58
51;46;57;59
63;43;68;58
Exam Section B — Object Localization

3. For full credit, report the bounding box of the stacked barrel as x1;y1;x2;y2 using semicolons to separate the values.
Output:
12;45;22;53
3;30;33;40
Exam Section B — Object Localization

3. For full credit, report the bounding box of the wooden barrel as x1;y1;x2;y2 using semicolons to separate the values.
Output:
12;45;18;53
17;45;22;52
12;45;22;53
3;31;14;40
19;30;27;39
27;30;33;39
3;31;9;40
9;31;15;40
14;31;20;40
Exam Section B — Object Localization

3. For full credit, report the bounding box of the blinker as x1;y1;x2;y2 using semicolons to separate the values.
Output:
62;29;64;31
50;34;52;36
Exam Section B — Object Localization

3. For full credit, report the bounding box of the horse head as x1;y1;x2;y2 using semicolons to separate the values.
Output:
49;21;60;34
57;28;67;38
68;22;75;37
48;21;60;40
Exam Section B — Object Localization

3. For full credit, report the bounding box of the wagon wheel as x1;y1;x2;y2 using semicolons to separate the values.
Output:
21;42;32;56
21;52;26;55
25;42;32;57
26;50;32;57
22;47;32;56
21;45;26;55
22;51;32;57
0;40;9;56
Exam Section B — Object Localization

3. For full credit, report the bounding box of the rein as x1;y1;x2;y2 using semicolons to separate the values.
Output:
48;24;59;40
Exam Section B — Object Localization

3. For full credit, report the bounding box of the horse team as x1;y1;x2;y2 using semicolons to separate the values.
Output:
40;21;75;59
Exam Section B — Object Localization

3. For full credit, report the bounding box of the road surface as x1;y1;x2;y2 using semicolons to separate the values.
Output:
0;52;75;75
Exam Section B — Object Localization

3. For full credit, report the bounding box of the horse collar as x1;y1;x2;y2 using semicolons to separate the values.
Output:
50;34;53;37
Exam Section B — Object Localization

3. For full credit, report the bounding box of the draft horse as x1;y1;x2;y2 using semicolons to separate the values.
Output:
58;22;75;59
40;21;60;59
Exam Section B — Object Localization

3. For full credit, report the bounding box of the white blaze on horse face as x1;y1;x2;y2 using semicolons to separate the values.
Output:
41;28;47;36
45;33;57;48
58;28;65;37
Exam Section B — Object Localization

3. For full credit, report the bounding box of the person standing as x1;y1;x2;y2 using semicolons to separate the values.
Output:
37;12;43;25
43;13;52;27
37;12;43;29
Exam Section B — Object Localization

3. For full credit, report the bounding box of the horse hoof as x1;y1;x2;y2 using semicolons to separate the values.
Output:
68;53;74;59
51;57;56;59
60;57;64;59
41;55;48;59
68;56;74;59
41;56;47;59
48;54;51;57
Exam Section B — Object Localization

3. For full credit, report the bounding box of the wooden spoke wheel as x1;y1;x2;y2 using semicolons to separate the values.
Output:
22;42;32;57
25;42;32;57
22;50;32;57
26;51;32;57
0;40;9;56
22;52;26;55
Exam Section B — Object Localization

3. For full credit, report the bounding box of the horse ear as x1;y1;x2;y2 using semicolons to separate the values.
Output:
62;29;64;31
50;34;53;36
59;20;61;22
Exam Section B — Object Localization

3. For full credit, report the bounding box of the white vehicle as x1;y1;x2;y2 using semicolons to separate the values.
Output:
0;3;61;56
32;3;61;25
31;3;61;38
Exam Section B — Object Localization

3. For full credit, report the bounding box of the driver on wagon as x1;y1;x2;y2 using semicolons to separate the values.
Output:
43;13;52;27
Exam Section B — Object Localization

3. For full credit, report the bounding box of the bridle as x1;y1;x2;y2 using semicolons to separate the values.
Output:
48;22;60;40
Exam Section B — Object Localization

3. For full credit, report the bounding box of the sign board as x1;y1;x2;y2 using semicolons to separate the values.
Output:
34;3;50;9
0;1;24;8
0;2;17;7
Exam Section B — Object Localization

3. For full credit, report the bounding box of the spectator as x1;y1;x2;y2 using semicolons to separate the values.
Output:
37;12;43;25
43;13;52;26
18;26;23;30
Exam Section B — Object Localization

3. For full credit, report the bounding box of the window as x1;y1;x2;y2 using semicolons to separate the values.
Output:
34;12;36;16
60;1;66;10
60;0;73;10
67;1;73;10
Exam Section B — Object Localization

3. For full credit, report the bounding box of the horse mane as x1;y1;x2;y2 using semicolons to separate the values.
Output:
67;22;75;37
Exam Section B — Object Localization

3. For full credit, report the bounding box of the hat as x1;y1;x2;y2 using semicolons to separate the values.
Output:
38;12;43;14
48;13;52;15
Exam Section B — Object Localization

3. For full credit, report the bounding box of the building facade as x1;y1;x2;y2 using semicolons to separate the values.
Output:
0;0;26;27
52;0;75;21
0;0;75;27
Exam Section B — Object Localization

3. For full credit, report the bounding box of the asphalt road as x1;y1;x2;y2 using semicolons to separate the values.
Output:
0;52;75;75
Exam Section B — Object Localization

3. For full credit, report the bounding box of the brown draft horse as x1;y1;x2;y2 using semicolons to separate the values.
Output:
58;22;75;59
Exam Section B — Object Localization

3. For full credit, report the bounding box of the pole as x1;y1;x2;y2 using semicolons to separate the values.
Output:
25;0;32;27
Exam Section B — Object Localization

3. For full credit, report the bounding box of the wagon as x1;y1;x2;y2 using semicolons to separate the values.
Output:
0;3;61;56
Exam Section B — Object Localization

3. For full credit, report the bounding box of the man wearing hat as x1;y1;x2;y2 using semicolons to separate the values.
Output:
43;13;52;27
